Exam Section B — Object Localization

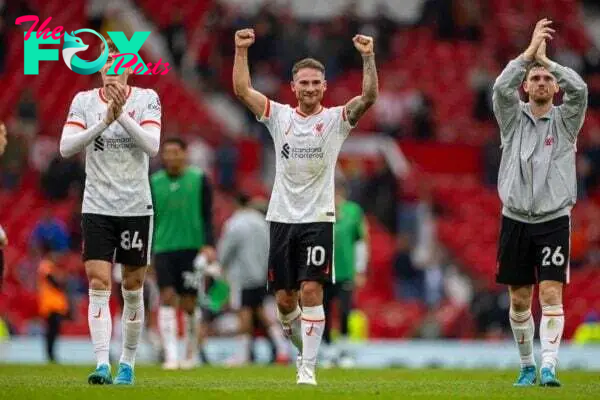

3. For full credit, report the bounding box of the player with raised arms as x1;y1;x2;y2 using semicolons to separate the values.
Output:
493;19;587;387
60;38;161;385
232;28;378;385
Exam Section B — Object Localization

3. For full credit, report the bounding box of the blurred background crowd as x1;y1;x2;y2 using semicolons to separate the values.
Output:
1;0;600;357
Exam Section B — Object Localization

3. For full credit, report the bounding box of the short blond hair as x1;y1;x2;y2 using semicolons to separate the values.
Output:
292;58;325;79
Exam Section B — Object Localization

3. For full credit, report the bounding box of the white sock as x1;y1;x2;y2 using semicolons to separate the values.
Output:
120;287;145;367
268;325;289;356
237;334;251;362
183;311;198;360
540;304;565;371
88;289;112;368
277;306;302;352
301;305;325;367
159;306;178;363
509;308;535;367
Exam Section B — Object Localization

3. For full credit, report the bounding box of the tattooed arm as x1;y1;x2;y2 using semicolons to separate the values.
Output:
345;35;379;127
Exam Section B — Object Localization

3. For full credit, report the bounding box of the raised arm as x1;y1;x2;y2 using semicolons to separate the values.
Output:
345;35;379;127
232;29;268;118
60;93;111;158
535;40;588;140
493;19;555;134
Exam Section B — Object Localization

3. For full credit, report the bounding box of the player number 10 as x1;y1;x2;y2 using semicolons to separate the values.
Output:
121;230;143;251
306;246;325;266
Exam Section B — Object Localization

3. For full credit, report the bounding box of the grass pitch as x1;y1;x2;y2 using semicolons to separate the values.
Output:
0;364;598;399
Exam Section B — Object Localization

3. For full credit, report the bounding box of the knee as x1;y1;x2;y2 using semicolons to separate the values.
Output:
276;290;298;314
122;275;144;291
301;281;323;307
160;288;177;306
89;276;110;291
510;293;532;312
540;284;562;306
180;296;197;314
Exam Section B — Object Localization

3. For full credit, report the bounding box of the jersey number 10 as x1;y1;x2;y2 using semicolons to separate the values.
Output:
306;246;326;266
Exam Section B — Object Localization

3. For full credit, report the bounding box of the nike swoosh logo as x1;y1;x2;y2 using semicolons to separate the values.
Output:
93;308;101;319
129;311;137;322
518;334;525;345
305;324;314;336
549;334;560;344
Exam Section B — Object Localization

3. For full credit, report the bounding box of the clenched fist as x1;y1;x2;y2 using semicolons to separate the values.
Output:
235;29;255;49
353;34;374;56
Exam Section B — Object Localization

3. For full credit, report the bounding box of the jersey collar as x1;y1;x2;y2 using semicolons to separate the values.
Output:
99;85;133;104
295;106;324;118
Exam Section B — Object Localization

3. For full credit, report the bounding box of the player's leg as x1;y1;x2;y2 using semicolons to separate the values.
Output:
113;215;152;385
495;216;537;386
337;280;355;368
82;214;117;384
269;223;303;352
296;222;334;385
535;216;570;387
321;283;338;367
255;292;290;364
178;250;202;369
154;253;179;369
46;312;61;363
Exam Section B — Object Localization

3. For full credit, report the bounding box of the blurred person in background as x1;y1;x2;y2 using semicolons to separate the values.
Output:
151;137;216;370
493;19;587;387
0;121;6;289
37;239;70;363
322;178;368;368
218;193;289;366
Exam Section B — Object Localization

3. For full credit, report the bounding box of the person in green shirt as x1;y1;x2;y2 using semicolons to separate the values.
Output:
322;178;369;367
150;137;216;370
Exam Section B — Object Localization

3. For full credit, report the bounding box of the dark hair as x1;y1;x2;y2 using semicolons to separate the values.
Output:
162;137;187;150
236;192;251;207
292;58;325;79
524;62;551;81
100;37;119;54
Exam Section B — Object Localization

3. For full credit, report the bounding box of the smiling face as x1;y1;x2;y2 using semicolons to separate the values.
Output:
291;67;327;109
523;66;559;105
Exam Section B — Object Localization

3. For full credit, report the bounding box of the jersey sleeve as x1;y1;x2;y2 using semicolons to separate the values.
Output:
338;106;356;139
140;89;162;129
256;99;288;137
65;92;87;129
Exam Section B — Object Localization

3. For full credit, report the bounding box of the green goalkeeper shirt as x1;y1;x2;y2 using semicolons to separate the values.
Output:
151;166;214;253
334;200;366;282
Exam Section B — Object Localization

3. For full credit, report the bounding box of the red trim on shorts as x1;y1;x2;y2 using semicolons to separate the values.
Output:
542;313;564;317
140;120;161;128
65;121;86;129
342;106;348;121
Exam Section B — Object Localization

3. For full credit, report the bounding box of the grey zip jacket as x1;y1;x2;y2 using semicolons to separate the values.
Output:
492;56;588;223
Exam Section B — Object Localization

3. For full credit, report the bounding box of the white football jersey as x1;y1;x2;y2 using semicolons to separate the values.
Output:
65;86;161;216
259;100;355;223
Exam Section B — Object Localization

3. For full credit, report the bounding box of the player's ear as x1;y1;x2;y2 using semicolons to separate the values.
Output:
323;80;327;92
290;80;296;93
522;80;529;94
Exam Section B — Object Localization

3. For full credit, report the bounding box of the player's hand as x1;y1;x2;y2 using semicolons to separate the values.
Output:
353;34;374;56
235;29;255;49
103;100;122;125
106;83;127;108
535;39;551;67
200;246;217;263
524;19;554;61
